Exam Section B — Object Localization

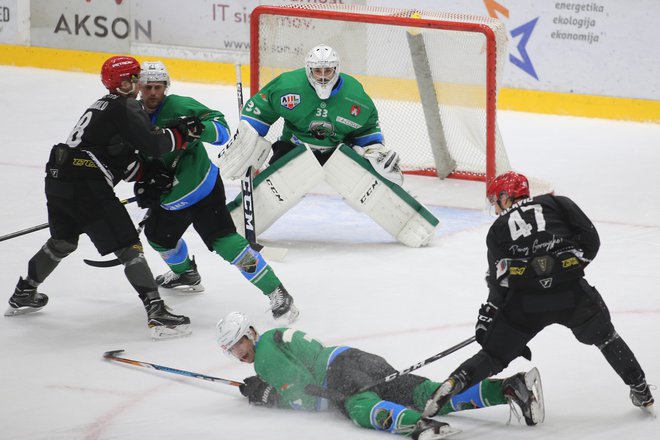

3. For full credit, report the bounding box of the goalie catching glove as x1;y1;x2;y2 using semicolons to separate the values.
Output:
354;143;403;185
164;116;204;151
240;375;280;407
216;119;271;180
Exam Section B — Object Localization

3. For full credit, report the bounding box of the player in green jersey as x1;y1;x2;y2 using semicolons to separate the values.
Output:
136;61;298;322
215;312;544;440
217;45;439;248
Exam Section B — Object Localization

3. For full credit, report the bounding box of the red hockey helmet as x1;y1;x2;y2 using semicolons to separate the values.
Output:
487;171;530;204
101;56;141;93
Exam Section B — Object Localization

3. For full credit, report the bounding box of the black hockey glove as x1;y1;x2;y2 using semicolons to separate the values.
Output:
165;116;205;150
475;301;498;344
134;163;174;209
239;376;280;408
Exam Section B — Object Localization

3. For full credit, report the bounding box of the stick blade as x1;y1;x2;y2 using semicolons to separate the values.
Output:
84;258;122;268
261;246;288;262
103;349;125;359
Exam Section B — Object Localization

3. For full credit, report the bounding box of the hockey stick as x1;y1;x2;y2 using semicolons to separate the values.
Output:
234;63;287;262
305;335;476;402
103;349;243;387
0;196;137;243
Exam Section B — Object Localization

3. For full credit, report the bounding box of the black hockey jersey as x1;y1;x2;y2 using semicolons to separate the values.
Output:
485;194;600;303
52;93;173;184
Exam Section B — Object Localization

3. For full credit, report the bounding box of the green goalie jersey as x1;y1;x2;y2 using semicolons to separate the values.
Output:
241;68;384;151
143;94;230;210
254;328;348;411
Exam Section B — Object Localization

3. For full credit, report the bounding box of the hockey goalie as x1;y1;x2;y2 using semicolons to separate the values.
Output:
217;44;439;247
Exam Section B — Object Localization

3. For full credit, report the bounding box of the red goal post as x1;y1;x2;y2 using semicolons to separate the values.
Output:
250;4;511;187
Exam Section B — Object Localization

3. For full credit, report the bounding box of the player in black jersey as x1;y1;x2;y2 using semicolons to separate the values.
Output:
423;171;654;417
5;56;197;339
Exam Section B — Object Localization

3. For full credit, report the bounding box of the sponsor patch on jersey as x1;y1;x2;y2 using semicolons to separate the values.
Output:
336;116;362;129
280;94;301;110
350;104;361;116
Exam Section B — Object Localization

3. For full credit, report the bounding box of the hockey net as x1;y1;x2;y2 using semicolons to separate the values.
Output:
251;4;551;193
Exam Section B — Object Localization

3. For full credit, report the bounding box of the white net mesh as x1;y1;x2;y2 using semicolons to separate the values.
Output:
253;4;512;180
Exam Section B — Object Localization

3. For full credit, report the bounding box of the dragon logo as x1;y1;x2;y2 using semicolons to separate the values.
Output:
308;121;334;140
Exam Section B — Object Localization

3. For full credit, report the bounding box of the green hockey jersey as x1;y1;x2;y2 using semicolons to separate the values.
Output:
241;69;383;152
254;328;348;411
143;94;230;210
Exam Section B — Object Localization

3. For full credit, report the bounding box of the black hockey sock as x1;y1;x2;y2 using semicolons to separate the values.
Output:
27;238;77;284
115;245;161;305
598;332;646;386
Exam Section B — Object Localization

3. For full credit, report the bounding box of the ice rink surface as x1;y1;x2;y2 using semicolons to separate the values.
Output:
1;66;658;439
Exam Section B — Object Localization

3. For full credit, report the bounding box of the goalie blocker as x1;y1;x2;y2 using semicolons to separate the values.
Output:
227;144;439;247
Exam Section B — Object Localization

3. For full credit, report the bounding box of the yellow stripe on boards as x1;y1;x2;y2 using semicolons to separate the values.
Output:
1;44;657;123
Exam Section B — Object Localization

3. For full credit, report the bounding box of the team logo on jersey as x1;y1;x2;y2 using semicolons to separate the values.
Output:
280;94;301;110
350;104;361;116
308;121;334;140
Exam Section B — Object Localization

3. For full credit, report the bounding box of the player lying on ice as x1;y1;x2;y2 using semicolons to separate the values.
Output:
215;311;545;440
216;44;439;248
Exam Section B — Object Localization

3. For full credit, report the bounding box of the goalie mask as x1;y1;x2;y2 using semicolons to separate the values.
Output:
216;311;256;356
139;60;170;88
305;44;340;100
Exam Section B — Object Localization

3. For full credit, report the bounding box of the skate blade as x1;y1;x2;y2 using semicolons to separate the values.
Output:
4;305;45;317
418;426;462;440
158;284;205;295
525;367;545;424
150;324;192;340
273;304;300;324
641;404;656;418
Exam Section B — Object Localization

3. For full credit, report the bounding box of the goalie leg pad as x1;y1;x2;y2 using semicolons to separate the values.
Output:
324;145;439;247
228;145;324;236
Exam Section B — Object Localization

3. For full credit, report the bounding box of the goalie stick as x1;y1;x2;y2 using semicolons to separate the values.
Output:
234;63;288;262
305;335;476;402
0;196;137;243
103;349;243;387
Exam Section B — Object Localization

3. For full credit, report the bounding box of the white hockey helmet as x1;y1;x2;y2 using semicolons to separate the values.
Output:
216;311;255;354
139;60;170;88
305;44;340;99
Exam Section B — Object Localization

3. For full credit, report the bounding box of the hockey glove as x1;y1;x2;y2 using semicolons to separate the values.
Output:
165;116;205;150
239;375;280;408
134;163;174;209
475;301;498;344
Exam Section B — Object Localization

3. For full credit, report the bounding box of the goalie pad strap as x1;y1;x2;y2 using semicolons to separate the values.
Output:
228;145;324;236
324;145;439;247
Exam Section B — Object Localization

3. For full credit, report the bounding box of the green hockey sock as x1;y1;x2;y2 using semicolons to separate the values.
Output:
413;378;507;416
344;391;421;434
148;239;191;274
211;233;281;294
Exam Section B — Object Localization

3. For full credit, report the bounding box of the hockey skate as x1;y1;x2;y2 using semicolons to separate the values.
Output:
423;371;468;417
155;257;205;294
630;380;655;415
146;299;192;339
268;284;299;323
503;367;545;426
411;418;461;440
5;277;49;316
